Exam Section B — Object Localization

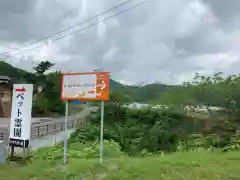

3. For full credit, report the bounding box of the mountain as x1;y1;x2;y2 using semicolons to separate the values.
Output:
110;80;177;102
0;61;176;102
0;61;27;77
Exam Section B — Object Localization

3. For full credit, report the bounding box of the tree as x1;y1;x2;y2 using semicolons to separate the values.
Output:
34;93;51;115
33;60;55;76
159;72;240;121
110;92;133;107
109;92;133;121
33;60;55;90
33;61;65;115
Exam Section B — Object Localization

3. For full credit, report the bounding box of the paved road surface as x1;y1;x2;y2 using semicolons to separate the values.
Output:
0;106;91;156
12;128;77;153
0;106;91;140
0;106;90;127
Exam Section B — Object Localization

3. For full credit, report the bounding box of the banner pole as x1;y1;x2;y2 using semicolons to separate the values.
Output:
63;100;69;165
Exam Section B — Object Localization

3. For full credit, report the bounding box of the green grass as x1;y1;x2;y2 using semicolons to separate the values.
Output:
0;151;240;179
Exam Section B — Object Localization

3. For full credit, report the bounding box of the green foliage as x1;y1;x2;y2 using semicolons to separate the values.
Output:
0;61;64;116
110;92;133;106
33;93;51;114
221;132;240;152
33;60;55;76
33;140;123;161
177;132;240;152
2;151;240;179
33;67;64;115
110;81;177;103
0;61;177;116
71;102;240;155
0;61;27;78
71;105;201;155
160;72;240;119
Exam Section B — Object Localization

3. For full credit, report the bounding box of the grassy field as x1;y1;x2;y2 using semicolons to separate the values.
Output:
0;151;239;180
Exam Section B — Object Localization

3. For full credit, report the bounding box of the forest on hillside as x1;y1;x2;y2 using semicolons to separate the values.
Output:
69;71;240;157
2;60;240;119
159;72;240;117
2;61;240;177
0;61;176;115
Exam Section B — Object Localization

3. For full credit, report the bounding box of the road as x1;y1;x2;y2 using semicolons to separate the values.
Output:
0;106;91;153
0;106;91;141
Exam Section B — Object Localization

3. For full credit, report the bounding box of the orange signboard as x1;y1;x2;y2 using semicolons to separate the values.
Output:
61;72;109;101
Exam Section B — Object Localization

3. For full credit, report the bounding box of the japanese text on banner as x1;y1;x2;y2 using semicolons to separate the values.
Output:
13;92;24;138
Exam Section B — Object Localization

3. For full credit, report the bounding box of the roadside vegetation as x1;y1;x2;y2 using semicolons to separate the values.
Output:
1;100;239;179
0;61;240;179
1;148;239;179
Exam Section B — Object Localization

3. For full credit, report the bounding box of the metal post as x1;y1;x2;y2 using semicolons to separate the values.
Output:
23;146;26;160
9;145;14;159
64;100;69;165
100;99;104;164
100;67;105;164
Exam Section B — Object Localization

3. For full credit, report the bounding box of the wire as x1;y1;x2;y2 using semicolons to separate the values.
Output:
0;44;24;55
2;0;150;60
0;44;16;51
0;44;25;60
0;0;138;57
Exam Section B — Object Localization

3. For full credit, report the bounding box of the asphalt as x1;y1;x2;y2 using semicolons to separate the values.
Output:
0;106;90;123
0;106;91;157
0;106;91;134
13;128;77;153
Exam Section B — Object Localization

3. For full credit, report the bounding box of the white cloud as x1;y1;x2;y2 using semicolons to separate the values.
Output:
1;0;240;85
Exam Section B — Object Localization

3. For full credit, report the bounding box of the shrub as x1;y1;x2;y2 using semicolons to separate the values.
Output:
71;105;199;155
32;140;123;161
70;104;240;155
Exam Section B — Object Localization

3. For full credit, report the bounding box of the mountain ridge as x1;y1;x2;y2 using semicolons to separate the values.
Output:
0;61;176;102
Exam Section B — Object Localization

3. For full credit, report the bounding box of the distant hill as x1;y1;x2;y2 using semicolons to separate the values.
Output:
0;61;176;102
110;80;178;102
0;61;27;77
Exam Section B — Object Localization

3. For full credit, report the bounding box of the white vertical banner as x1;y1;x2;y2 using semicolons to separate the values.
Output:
9;84;33;148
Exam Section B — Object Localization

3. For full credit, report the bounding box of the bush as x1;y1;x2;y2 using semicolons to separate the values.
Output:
70;105;201;155
71;104;240;155
221;133;240;152
33;140;123;161
176;132;240;152
32;104;240;161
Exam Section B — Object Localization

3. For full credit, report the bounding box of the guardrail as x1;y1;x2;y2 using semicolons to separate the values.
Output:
0;118;85;142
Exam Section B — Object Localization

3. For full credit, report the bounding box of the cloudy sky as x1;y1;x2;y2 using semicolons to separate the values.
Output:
0;0;240;85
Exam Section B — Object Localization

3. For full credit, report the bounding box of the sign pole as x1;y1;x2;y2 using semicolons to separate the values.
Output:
100;67;105;164
23;141;26;159
100;99;104;164
64;100;69;165
61;71;109;165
